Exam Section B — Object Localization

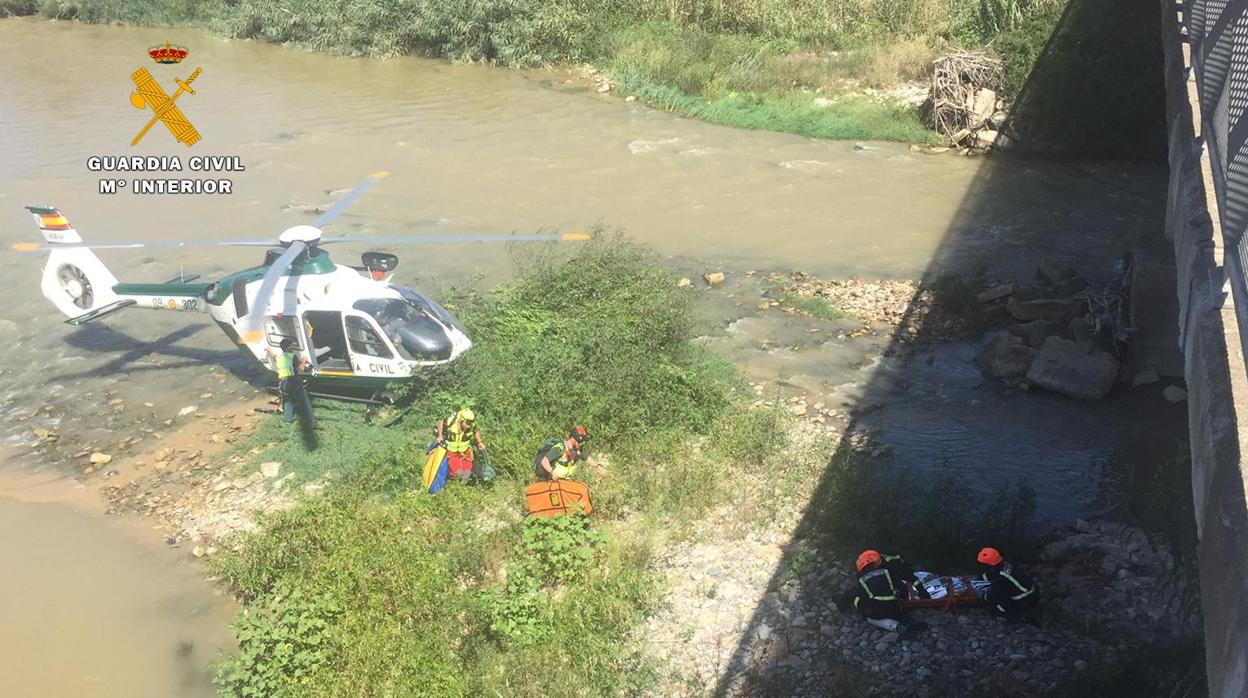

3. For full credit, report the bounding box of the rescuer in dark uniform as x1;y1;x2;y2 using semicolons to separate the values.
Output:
977;547;1039;623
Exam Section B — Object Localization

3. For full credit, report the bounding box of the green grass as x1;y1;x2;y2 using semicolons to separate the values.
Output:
208;234;783;697
620;76;938;142
760;281;852;321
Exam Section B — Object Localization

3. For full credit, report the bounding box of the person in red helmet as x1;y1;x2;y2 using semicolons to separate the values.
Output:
977;547;1039;623
533;425;605;482
841;549;924;632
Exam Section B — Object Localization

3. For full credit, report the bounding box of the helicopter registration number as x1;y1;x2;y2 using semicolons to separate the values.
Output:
149;297;200;312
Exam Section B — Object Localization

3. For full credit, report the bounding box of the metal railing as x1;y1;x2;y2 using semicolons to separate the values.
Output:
1186;0;1248;349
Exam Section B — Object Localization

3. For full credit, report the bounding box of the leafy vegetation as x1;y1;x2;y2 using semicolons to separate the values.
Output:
2;0;1078;142
208;234;781;696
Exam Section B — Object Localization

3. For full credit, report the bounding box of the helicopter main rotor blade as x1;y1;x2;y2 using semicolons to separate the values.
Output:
236;240;306;345
312;171;389;229
319;231;591;246
11;239;276;252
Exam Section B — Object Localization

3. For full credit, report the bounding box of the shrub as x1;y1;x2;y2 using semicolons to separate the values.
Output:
214;584;341;697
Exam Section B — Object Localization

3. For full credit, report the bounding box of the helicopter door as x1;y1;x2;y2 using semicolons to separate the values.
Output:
263;316;303;353
344;314;399;377
302;310;352;374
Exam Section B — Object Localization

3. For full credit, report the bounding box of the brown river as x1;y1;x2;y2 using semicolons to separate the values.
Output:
0;18;1176;696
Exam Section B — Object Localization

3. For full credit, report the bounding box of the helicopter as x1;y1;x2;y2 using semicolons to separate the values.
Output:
14;172;588;402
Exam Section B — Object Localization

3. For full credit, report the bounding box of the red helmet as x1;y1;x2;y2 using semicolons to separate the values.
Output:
977;547;1004;566
856;549;883;572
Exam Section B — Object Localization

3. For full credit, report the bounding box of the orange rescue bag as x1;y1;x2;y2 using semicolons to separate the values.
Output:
524;480;593;517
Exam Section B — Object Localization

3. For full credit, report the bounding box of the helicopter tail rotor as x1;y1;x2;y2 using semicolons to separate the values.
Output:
24;206;121;319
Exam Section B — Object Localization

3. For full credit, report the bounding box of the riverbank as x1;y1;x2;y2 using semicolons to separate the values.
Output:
0;0;1070;144
18;238;1198;696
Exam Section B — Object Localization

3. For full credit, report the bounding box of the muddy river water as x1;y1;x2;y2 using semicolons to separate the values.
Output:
0;18;1178;696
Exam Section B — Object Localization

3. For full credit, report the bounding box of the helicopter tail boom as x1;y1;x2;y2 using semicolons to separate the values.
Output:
26;206;123;320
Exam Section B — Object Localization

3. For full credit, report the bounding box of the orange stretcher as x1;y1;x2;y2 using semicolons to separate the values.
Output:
524;480;593;517
901;574;988;611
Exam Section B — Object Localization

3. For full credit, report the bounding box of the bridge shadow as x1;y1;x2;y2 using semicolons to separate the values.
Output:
708;0;1190;695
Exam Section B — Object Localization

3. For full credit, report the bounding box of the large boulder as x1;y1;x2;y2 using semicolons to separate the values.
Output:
1035;261;1088;297
975;332;1037;378
969;89;997;129
1025;337;1120;400
1009;319;1063;348
1007;297;1080;322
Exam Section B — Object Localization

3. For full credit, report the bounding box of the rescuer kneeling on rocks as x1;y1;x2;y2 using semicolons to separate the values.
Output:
842;549;926;633
977;547;1039;624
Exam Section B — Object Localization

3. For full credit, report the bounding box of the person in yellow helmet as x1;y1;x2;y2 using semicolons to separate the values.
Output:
435;408;485;480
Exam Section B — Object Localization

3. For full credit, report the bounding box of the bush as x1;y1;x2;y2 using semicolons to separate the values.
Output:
214;584;341;697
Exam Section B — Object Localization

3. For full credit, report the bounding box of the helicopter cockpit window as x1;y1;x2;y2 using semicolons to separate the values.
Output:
265;317;302;349
353;298;453;362
396;288;466;334
345;315;393;359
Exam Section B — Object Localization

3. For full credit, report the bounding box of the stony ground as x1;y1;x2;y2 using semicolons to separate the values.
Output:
639;427;1200;697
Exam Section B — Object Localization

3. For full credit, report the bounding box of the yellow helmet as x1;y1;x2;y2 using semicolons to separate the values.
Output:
459;408;475;423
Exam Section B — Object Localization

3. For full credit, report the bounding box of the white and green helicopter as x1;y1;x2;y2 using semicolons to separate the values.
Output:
15;172;587;401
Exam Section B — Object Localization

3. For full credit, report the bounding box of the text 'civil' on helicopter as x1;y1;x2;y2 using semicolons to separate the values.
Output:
14;171;588;402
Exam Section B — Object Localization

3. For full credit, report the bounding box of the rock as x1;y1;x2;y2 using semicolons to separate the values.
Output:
975;333;1037;379
89;452;113;465
951;128;972;145
813;97;835;108
1131;370;1161;387
1035;261;1088;297
970;89;997;129
178;405;198;417
1007;297;1080;322
1163;386;1188;403
757;624;772;641
625;95;637;102
596;82;611;93
260;462;282;478
975;129;1000;149
677;277;693;289
192;545;206;558
977;283;1014;304
1025;337;1120;400
31;427;51;440
703;271;726;288
1009;319;1063;348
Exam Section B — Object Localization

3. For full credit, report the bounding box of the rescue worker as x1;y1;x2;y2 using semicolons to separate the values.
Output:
977;547;1039;623
269;338;313;424
845;550;903;625
881;551;929;600
533;425;605;481
435;408;486;481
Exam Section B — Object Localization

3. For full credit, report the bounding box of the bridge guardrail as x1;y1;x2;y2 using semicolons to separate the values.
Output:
1185;0;1248;357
